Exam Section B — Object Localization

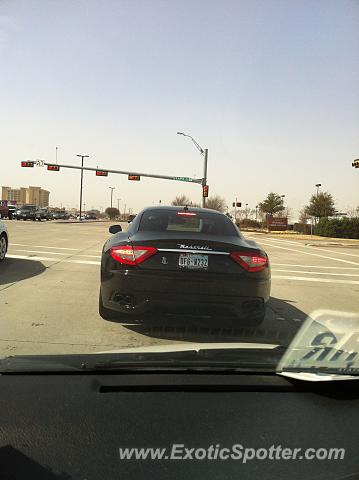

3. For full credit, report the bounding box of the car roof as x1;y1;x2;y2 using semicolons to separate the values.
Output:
141;205;225;215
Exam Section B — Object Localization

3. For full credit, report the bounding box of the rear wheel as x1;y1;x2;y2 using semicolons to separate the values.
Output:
0;234;8;262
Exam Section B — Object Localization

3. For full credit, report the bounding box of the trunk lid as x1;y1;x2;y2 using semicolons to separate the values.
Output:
128;231;262;274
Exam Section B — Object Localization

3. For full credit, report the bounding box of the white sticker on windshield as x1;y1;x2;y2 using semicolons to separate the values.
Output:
277;310;359;376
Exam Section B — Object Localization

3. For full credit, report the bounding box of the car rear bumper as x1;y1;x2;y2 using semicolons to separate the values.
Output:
101;268;270;319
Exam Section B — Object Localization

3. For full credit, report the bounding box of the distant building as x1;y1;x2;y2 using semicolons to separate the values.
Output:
1;186;50;207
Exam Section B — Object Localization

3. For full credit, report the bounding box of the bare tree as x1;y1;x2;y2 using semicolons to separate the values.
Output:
205;195;226;212
346;206;359;218
105;207;119;220
171;195;192;206
299;207;309;224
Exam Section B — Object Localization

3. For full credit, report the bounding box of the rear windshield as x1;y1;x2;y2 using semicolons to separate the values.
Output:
138;209;238;236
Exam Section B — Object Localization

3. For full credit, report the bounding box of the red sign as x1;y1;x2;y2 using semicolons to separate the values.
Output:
96;170;108;176
21;161;34;167
128;175;140;181
267;217;288;231
47;165;60;171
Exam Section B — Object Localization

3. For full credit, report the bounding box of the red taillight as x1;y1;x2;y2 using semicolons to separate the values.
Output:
230;251;268;272
110;246;157;265
177;212;197;217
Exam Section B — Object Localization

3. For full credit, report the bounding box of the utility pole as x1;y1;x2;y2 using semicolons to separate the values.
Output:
109;187;115;208
315;184;322;226
76;154;89;222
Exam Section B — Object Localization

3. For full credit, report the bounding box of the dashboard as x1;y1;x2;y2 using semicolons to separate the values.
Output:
0;372;358;479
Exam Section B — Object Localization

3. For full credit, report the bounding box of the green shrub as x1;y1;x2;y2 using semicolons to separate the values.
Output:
294;223;312;234
314;218;359;239
237;219;262;228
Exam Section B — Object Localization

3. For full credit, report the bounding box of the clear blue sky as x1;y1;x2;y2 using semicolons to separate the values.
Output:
1;0;358;217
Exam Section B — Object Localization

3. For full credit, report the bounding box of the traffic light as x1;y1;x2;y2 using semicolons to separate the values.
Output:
352;159;359;169
96;170;108;176
21;161;34;167
232;202;235;207
47;164;60;171
202;185;209;197
128;174;141;181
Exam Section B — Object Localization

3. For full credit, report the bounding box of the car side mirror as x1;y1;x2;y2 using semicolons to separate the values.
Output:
109;225;122;234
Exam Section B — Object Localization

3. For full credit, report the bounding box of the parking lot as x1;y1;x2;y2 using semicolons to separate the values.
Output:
0;220;358;356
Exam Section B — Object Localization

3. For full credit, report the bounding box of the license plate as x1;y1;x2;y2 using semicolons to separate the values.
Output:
178;253;208;269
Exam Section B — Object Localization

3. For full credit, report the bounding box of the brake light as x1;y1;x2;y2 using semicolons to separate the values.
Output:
110;246;157;265
177;212;197;217
230;251;268;272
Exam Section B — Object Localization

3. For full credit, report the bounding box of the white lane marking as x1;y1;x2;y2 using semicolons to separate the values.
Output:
271;263;359;270
9;248;100;258
254;240;359;266
6;254;100;265
272;269;359;277
250;237;359;258
10;243;101;253
272;275;359;285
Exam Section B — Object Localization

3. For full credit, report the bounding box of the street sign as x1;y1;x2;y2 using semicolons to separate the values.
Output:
47;164;60;171
96;170;108;177
202;185;209;197
128;174;140;181
173;176;192;182
35;160;45;167
21;161;34;168
352;159;359;169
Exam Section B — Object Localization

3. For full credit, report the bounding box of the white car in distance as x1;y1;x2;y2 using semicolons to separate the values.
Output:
0;219;8;262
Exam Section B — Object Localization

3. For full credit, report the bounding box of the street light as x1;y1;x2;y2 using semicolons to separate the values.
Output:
177;131;208;208
109;187;115;208
77;154;89;222
315;184;322;197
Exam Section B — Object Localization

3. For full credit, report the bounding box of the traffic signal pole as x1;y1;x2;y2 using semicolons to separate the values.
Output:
77;154;89;222
43;162;203;185
202;148;208;208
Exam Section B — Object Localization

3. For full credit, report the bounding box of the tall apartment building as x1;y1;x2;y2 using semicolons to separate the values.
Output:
1;186;50;207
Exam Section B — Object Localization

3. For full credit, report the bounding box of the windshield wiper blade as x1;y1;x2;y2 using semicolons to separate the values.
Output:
0;347;286;373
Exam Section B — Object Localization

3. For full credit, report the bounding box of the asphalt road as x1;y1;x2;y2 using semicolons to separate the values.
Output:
0;220;358;356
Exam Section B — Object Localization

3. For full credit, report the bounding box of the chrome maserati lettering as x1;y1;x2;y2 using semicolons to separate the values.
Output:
178;244;212;251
